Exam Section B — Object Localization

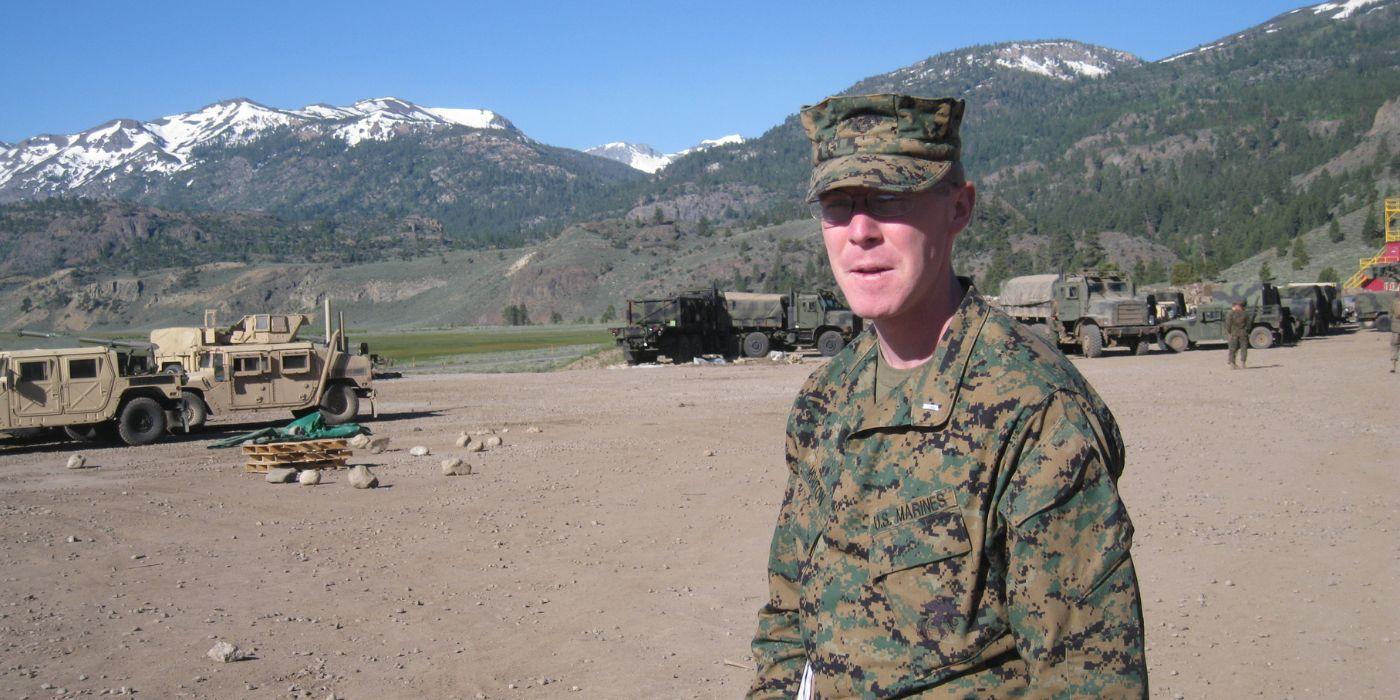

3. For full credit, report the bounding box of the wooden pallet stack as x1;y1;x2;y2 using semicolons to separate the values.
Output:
242;439;351;473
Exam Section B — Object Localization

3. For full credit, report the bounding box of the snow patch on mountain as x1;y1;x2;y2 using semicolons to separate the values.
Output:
0;97;516;196
1311;0;1383;19
586;135;745;173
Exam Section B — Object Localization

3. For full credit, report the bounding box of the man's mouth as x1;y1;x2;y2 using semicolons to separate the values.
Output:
848;264;893;279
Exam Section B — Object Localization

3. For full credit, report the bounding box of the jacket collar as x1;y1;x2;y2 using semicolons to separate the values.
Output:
840;280;988;434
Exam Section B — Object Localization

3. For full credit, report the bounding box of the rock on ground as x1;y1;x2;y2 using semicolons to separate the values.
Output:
206;641;242;663
455;433;472;448
409;445;430;457
347;434;371;449
441;458;470;476
265;467;297;484
367;436;390;454
298;469;322;486
465;441;485;453
348;465;379;489
484;436;503;448
65;454;86;469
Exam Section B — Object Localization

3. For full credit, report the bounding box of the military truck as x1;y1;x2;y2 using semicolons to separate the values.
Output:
1204;282;1292;347
1279;284;1332;337
610;289;730;365
997;271;1156;357
1354;290;1398;330
610;288;859;364
1;338;187;446
722;290;859;358
148;307;375;428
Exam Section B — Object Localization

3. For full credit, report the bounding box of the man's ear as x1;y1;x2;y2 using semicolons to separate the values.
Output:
948;182;976;238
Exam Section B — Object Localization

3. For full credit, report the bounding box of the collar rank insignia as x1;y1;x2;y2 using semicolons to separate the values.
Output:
922;402;942;412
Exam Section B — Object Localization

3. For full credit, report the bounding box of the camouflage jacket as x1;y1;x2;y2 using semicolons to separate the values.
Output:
1223;308;1250;338
749;289;1147;698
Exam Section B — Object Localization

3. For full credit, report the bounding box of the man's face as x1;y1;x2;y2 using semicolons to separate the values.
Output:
818;183;975;325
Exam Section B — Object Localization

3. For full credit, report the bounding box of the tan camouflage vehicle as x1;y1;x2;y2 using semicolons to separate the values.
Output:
0;342;187;446
149;309;374;428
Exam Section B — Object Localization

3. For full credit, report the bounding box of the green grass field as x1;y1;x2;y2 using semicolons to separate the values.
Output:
356;325;614;364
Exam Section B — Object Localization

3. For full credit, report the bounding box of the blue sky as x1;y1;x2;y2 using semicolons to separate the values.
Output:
0;0;1317;152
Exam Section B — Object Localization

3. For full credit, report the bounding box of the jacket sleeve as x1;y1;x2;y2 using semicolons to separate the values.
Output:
997;392;1148;699
747;418;817;698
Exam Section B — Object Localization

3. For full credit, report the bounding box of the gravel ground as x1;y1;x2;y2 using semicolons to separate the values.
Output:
0;329;1396;699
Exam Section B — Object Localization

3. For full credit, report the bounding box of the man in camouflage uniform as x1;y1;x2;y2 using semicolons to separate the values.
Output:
1224;300;1250;369
1390;297;1399;373
748;94;1147;698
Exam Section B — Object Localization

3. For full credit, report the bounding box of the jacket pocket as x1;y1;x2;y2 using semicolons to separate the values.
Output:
870;490;986;670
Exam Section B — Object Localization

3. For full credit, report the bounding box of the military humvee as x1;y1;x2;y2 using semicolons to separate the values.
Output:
149;309;374;428
998;271;1156;357
1205;282;1292;347
0;342;186;446
1156;302;1264;352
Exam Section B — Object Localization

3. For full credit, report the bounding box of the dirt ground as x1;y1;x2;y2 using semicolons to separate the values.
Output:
1;329;1396;699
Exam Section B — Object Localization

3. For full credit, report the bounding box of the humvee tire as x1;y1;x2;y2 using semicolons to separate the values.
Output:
817;330;845;357
1249;326;1274;349
180;391;208;429
742;332;770;358
1377;314;1392;332
1080;325;1103;358
1163;329;1189;353
318;384;359;425
622;347;639;365
1134;338;1153;355
162;363;184;375
117;397;166;446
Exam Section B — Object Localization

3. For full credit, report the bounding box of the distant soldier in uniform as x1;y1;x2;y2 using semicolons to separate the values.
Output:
748;94;1147;698
1390;297;1399;373
1224;300;1250;369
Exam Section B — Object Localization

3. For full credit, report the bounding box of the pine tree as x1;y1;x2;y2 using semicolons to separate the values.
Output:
1170;262;1196;286
1048;229;1076;273
1328;219;1344;243
1259;261;1276;284
1361;205;1381;245
600;304;617;323
1317;267;1339;284
1290;237;1310;271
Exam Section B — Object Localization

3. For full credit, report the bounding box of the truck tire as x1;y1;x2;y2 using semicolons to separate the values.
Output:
117;397;166;446
622;347;639;365
1080;325;1103;358
742;332;770;358
1377;314;1392;332
1249;326;1274;349
817;330;845;357
180;391;207;429
1163;329;1189;353
1134;337;1153;355
162;363;184;375
318;384;359;425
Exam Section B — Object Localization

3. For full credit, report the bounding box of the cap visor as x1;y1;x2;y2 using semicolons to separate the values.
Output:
806;154;952;201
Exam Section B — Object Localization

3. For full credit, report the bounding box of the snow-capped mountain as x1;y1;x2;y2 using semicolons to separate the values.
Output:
1163;0;1389;63
872;40;1140;91
1310;0;1385;20
586;134;745;173
0;97;517;198
584;142;671;173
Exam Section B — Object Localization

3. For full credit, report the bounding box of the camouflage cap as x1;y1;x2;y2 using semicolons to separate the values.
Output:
800;94;964;201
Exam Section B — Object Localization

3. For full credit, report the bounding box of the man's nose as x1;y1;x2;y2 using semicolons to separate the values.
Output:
846;210;881;245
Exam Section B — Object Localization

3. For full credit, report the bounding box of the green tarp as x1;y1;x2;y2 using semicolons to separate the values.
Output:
206;412;368;449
